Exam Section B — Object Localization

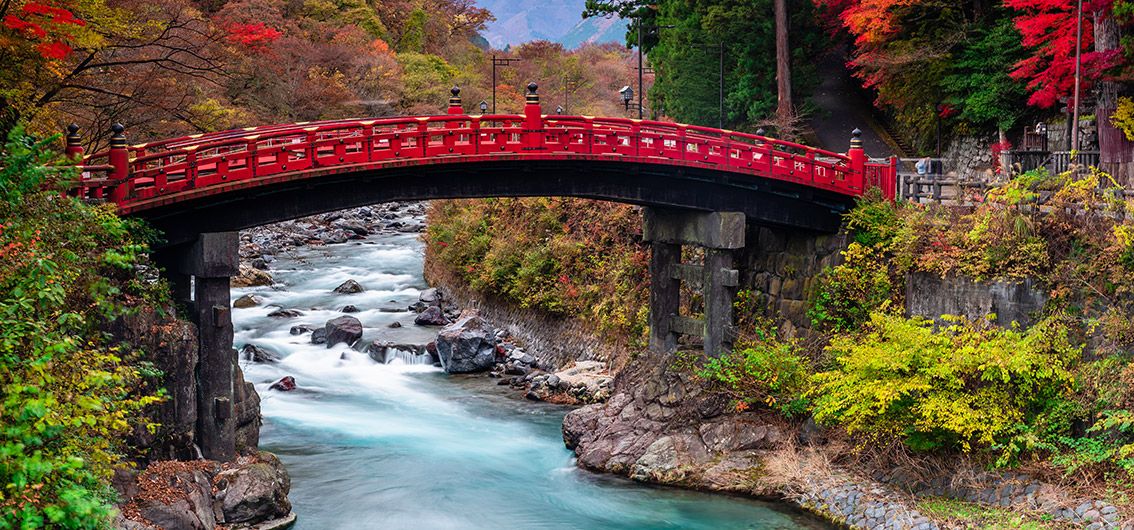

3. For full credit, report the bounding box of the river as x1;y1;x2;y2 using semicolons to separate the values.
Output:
231;209;830;530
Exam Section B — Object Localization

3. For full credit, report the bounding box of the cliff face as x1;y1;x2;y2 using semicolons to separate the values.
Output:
110;305;261;463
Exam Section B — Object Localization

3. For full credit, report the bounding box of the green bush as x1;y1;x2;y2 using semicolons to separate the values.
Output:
681;315;810;416
808;242;893;332
810;312;1080;456
0;127;161;528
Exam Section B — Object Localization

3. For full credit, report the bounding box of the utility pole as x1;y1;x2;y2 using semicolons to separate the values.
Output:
491;55;522;114
638;19;644;119
1071;0;1084;152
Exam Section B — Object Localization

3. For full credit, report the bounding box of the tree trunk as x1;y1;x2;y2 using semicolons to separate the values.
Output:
774;0;792;126
1094;8;1133;186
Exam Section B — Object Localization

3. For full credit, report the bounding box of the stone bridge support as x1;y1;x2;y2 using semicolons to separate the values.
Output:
644;208;744;357
155;232;239;462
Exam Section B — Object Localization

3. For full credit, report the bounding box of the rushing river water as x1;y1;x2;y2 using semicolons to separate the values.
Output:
231;211;830;530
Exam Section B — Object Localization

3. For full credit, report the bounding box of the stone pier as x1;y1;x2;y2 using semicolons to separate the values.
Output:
155;232;239;461
644;208;744;357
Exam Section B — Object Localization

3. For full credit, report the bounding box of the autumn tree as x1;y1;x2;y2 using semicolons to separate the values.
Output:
818;0;1033;151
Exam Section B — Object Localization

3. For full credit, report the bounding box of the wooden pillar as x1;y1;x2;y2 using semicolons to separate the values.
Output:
649;241;681;353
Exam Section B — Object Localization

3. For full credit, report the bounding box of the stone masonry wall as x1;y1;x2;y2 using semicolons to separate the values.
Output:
905;272;1048;328
736;224;848;338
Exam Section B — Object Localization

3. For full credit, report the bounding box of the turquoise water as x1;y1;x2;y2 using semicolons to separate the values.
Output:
232;217;830;530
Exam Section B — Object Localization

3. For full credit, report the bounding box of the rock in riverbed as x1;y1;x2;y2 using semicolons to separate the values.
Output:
232;265;273;287
333;279;365;294
414;305;447;326
435;311;497;373
269;376;296;391
214;452;292;524
324;315;363;348
233;294;263;308
240;344;280;363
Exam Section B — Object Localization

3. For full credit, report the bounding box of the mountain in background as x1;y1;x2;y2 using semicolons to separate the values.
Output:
479;0;629;49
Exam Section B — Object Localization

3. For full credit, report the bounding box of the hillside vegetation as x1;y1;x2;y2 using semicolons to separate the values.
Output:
0;128;163;528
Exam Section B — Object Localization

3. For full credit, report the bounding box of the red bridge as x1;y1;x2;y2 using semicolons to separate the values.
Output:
62;83;897;461
69;84;895;245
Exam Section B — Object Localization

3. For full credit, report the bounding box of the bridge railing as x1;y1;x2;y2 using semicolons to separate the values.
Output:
70;84;896;211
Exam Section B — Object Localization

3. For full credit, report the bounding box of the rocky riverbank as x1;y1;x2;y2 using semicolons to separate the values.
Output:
114;453;294;530
562;350;1134;530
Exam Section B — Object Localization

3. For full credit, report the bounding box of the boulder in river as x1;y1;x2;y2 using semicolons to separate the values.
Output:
419;287;442;306
342;305;360;313
435;312;497;373
310;328;327;344
269;376;296;391
324;315;363;348
232;265;273;288
290;324;315;335
240;344;280;363
388;321;402;328
214;452;292;524
233;294;263;309
414;305;447;326
333;279;365;294
267;308;303;318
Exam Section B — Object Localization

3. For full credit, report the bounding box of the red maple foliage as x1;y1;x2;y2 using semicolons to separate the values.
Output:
225;22;282;51
1006;0;1122;108
2;1;84;60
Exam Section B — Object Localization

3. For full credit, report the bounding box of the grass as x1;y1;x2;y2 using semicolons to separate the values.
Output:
916;497;1074;529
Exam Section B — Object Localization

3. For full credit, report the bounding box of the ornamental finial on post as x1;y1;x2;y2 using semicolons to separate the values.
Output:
526;82;539;104
850;128;863;150
65;123;83;159
448;85;463;115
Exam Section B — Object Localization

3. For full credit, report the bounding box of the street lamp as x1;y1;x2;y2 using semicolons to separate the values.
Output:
479;100;488;114
619;86;634;112
556;105;564;115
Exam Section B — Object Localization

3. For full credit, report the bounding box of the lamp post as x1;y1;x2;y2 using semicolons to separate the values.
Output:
556;105;564;115
491;54;521;114
632;17;675;120
935;103;945;158
479;100;488;114
620;86;634;114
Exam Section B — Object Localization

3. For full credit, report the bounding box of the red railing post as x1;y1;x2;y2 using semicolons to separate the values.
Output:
447;86;463;121
522;82;544;151
63;124;85;197
887;155;899;201
444;86;463;154
108;123;130;204
847;128;866;195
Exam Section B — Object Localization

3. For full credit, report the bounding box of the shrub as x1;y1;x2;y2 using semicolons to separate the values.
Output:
808;242;893;332
0;127;161;528
690;320;810;417
810;312;1079;456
